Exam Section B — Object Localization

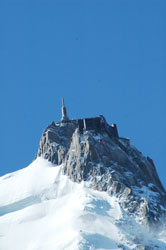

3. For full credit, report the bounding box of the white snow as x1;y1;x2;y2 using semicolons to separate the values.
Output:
0;158;165;250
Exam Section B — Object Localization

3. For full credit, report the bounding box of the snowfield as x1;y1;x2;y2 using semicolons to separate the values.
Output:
0;158;165;250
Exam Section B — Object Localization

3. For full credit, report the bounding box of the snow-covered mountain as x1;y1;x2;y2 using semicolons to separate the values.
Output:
0;114;166;250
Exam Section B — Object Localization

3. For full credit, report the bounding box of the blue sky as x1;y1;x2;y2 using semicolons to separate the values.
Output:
0;0;166;188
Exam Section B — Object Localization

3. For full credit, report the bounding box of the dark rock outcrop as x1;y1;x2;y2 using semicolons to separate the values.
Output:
37;118;166;230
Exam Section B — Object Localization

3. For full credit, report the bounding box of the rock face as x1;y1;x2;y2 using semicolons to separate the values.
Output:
37;117;166;230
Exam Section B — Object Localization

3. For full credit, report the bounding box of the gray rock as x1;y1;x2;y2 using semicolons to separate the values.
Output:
37;119;166;230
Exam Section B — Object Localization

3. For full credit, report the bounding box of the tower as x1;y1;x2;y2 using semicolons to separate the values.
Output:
61;98;69;122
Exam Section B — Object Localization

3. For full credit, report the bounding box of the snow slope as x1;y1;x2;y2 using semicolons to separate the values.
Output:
0;158;165;250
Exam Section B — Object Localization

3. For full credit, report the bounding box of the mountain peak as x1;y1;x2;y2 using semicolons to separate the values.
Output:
0;110;166;249
37;113;166;230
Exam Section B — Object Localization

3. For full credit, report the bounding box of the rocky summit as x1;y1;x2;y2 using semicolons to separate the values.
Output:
1;98;166;250
37;114;166;231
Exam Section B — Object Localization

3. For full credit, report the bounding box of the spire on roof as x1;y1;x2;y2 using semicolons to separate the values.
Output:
61;97;69;122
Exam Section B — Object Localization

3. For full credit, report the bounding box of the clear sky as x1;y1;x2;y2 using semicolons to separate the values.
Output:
0;0;166;188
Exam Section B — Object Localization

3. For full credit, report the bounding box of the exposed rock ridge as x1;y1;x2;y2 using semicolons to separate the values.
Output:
37;119;166;230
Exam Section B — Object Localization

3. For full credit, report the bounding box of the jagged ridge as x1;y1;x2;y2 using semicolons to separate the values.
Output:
37;117;166;230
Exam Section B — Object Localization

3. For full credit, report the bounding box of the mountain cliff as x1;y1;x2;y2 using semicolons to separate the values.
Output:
0;114;166;250
37;116;166;231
